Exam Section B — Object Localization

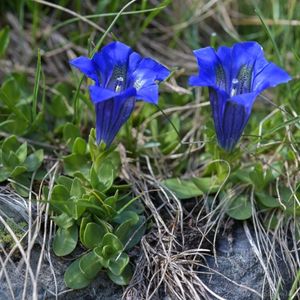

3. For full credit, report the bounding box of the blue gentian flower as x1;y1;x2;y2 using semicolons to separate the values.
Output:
189;41;291;151
70;41;170;147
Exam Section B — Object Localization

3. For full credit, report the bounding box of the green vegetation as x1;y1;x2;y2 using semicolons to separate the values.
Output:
0;0;299;298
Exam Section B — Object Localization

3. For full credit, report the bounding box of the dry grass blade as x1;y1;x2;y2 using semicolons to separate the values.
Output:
0;162;60;299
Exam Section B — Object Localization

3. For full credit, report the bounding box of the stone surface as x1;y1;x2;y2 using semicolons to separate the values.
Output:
199;223;292;300
0;246;123;300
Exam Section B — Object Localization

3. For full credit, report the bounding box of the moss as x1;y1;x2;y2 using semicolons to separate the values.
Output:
0;218;27;251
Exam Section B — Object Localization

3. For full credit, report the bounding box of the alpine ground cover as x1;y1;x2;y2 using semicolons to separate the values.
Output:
0;0;300;299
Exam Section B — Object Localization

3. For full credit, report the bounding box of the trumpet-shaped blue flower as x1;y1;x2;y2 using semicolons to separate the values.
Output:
189;41;291;151
70;41;170;147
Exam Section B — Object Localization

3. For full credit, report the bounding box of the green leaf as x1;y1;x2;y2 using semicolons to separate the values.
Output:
4;151;20;169
53;224;78;256
79;216;91;245
0;79;28;123
0;168;10;182
15;142;27;164
108;252;129;276
256;192;281;208
70;177;85;198
63;153;91;178
115;215;145;250
82;222;108;249
107;264;132;285
52;213;74;229
72;137;87;155
192;177;220;193
79;251;102;280
94;233;123;260
113;210;139;224
2;135;20;153
10;174;30;197
64;259;91;289
162;178;203;199
31;48;42;121
24;149;44;172
10;166;27;177
50;184;72;215
63;123;81;148
56;175;73;191
226;196;252;220
0;26;10;57
249;163;265;191
93;159;115;191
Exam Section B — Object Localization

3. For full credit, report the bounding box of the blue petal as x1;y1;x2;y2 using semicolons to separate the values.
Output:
216;46;232;92
128;56;169;103
208;89;228;147
92;41;133;88
219;92;258;151
220;100;249;151
189;47;221;87
69;56;99;83
253;62;291;93
95;87;136;146
89;86;118;103
134;57;170;81
136;84;159;104
231;42;265;78
231;91;258;112
128;52;143;75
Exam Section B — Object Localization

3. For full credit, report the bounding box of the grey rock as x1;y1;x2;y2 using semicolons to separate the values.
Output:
199;224;292;300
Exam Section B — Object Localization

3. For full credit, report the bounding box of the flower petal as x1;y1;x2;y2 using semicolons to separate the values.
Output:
135;57;170;81
231;42;265;78
89;86;118;103
92;41;133;89
95;88;136;146
216;46;232;92
136;83;159;104
253;62;291;93
69;56;99;83
219;92;258;151
220;100;249;151
209;89;228;147
189;47;224;88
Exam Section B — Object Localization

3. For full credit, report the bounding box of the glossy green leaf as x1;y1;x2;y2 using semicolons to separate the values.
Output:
94;233;123;260
0;168;10;182
3;151;19;169
15;142;27;163
79;251;102;280
226;196;252;220
108;252;129;276
53;224;78;256
2;135;20;154
107;264;132;285
82;222;108;249
24;149;44;172
10;166;27;177
70;177;85;198
64;153;91;179
162;178;203;199
72;137;87;155
115;215;145;250
56;176;73;192
79;216;91;245
63;122;81;148
256;192;280;208
192;177;220;193
52;213;74;229
64;259;91;289
50;184;72;215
